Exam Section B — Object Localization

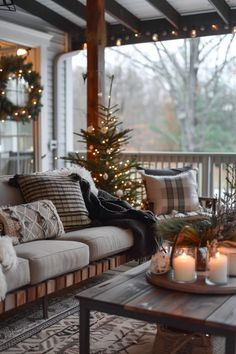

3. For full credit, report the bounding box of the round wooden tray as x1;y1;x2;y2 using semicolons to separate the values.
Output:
146;270;236;294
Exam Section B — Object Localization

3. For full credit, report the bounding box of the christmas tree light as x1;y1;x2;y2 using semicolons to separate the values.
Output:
64;75;143;206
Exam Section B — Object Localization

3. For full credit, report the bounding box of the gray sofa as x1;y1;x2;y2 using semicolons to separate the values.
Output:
0;176;134;317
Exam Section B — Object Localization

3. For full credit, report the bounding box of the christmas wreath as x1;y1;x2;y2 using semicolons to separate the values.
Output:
0;55;43;122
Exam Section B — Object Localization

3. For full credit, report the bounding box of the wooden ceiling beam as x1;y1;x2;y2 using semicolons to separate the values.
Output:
209;0;230;24
101;10;236;48
14;0;83;33
146;0;180;29
105;0;140;33
50;0;86;21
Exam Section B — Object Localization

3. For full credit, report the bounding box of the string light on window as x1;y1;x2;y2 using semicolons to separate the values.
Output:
171;30;177;36
152;33;158;41
134;33;139;37
211;24;218;30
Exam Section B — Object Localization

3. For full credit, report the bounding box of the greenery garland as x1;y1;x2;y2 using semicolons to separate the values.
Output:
0;55;43;123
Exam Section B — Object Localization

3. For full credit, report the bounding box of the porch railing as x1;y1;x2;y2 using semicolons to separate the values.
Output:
120;151;236;198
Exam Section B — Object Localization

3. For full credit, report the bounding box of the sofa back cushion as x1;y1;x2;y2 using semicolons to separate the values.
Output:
9;174;91;231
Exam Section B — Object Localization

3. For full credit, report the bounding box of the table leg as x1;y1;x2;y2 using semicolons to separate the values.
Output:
79;301;90;354
225;334;236;354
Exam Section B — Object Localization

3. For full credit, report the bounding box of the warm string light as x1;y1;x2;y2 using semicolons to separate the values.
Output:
113;24;236;45
190;29;197;38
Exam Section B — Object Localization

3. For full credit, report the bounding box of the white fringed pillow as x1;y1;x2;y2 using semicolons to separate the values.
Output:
140;169;200;216
0;200;64;243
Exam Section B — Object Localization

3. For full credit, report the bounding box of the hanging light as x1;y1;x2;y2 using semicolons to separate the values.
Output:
0;0;16;11
16;48;30;57
190;29;197;38
152;33;158;41
116;38;122;46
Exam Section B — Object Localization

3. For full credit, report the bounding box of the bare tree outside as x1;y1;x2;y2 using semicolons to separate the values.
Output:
72;34;236;153
105;34;236;152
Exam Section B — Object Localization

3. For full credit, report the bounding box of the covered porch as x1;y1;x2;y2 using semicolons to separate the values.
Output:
0;0;236;196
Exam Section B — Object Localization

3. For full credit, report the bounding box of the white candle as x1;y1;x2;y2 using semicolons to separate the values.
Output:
218;247;236;276
173;251;196;282
228;253;236;276
208;252;228;284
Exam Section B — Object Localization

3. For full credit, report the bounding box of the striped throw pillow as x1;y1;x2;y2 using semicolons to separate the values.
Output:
13;174;91;231
141;169;200;216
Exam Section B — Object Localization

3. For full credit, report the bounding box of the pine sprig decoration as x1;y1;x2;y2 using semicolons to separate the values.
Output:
64;75;143;206
155;163;236;248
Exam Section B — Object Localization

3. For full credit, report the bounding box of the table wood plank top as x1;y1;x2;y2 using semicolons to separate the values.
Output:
77;262;236;334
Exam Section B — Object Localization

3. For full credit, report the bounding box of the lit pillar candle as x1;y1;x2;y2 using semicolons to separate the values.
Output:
173;250;196;282
208;252;228;284
218;247;236;276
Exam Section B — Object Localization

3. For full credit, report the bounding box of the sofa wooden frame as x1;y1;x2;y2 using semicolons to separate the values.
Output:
0;253;129;319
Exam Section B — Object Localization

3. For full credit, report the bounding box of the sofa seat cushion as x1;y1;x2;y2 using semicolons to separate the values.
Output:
59;226;134;262
6;257;30;292
14;240;89;284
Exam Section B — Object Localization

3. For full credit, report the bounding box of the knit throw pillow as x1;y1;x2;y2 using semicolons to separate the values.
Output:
0;200;64;243
140;169;200;216
10;174;91;231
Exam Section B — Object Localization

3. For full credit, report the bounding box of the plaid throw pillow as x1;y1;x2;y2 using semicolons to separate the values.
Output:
141;169;200;216
11;174;91;231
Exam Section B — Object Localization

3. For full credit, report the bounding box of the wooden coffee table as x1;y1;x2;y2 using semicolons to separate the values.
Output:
77;262;236;354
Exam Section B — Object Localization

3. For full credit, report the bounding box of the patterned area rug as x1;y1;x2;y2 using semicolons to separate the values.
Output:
0;262;156;353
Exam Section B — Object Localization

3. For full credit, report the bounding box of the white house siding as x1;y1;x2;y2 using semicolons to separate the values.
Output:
0;7;68;171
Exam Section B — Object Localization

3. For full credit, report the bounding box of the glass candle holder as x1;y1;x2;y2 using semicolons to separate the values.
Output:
172;247;197;283
206;251;228;285
150;242;171;274
218;246;236;276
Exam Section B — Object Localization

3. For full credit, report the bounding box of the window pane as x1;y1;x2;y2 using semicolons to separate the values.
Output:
72;51;87;151
0;121;34;174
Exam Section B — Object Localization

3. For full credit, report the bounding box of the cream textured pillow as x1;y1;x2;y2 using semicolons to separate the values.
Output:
140;169;200;216
0;200;64;243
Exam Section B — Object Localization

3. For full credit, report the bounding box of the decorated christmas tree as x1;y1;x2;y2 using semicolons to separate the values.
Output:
65;75;143;206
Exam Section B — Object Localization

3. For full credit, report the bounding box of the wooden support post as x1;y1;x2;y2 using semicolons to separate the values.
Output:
86;0;106;131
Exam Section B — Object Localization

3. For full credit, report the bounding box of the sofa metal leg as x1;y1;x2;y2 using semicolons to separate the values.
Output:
42;296;48;319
